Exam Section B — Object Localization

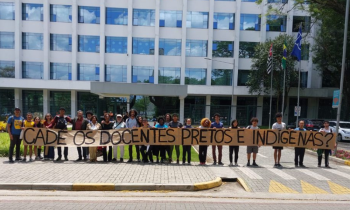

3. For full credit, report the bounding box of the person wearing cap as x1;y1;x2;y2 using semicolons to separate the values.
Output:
154;116;168;163
7;107;24;163
112;114;126;162
47;107;72;161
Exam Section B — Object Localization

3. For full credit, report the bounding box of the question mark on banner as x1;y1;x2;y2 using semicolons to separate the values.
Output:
325;133;333;148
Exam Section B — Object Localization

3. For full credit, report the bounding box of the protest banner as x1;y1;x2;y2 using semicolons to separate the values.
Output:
22;127;336;149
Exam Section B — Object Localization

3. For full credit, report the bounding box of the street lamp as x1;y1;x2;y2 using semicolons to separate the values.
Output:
204;57;235;122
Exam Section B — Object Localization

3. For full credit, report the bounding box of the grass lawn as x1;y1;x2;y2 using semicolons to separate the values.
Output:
0;132;24;157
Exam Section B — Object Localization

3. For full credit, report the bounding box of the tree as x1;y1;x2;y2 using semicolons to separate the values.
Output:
149;96;179;117
0;66;15;78
133;96;150;117
246;34;299;113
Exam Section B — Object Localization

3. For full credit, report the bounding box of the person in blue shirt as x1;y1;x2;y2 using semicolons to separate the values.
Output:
294;120;307;167
155;116;168;163
211;113;224;165
7;107;24;163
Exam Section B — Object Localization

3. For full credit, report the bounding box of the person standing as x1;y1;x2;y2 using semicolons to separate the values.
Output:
72;110;89;161
126;109;140;162
101;113;114;162
112;114;126;162
229;119;240;166
87;115;101;162
164;113;172;127
33;116;43;160
122;112;129;122
22;113;35;162
47;107;72;161
199;118;211;165
318;121;335;168
7;107;24;163
168;113;182;164
155;116;168;163
272;112;286;167
86;111;93;123
294;120;307;167
246;117;260;167
140;117;153;163
183;118;192;165
43;113;54;160
211;113;224;165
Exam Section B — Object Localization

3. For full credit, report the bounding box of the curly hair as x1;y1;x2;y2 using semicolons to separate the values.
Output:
200;118;211;128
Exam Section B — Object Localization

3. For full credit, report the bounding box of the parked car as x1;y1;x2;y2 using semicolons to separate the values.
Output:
288;119;324;131
329;121;350;142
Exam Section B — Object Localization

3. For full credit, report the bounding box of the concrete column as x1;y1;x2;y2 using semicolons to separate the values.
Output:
231;95;237;122
43;89;50;115
205;95;211;119
14;88;22;111
233;0;241;87
260;0;267;42
71;90;77;118
71;0;78;81
99;0;106;82
126;0;133;83
179;96;185;123
154;0;160;84
43;0;50;80
126;96;130;112
257;96;263;126
180;0;187;85
14;0;22;79
206;0;214;86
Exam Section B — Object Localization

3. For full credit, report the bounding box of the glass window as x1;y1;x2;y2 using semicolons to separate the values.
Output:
22;3;43;21
105;36;127;54
50;34;72;51
186;40;207;57
0;32;14;49
77;92;99;116
105;65;127;82
242;0;257;2
159;10;182;28
78;6;100;24
293;16;311;32
301;44;309;60
267;15;287;32
213;13;234;30
215;0;235;1
212;41;234;57
187;11;208;29
106;8;128;25
268;0;288;2
159;39;181;56
22;32;43;50
78;64;100;81
240;14;261;31
239;42;258;58
132;38;155;55
132;66;154;83
22;61;43;79
0;2;15;20
238;70;250;86
50;91;71;116
211;69;232;86
22;90;43;118
50;62;72;80
0;89;14;121
159;67;180;84
185;68;206;85
0;60;15;78
78;35;100;53
50;5;72;22
291;72;308;88
133;9;155;26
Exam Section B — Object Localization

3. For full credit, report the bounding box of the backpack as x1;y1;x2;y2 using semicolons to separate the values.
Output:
56;116;67;129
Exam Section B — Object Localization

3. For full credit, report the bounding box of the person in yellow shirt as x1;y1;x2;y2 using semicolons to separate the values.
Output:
22;113;35;162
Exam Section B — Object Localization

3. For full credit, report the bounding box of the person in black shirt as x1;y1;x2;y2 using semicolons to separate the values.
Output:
101;113;114;162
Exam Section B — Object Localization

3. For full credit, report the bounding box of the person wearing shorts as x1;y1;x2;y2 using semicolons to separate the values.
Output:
272;112;286;167
246;117;260;167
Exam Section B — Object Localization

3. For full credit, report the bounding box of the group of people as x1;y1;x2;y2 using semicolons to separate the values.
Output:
7;107;334;168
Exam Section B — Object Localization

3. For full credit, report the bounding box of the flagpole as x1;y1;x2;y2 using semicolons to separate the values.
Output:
282;64;286;121
269;51;273;129
296;61;301;125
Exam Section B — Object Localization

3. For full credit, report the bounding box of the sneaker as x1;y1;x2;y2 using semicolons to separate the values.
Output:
112;158;117;162
235;163;238;166
39;156;43;160
188;162;191;165
182;162;186;165
247;162;251;166
212;161;217;165
277;164;283;168
218;162;224;165
9;159;14;163
137;159;141;162
127;159;133;163
15;158;22;161
274;163;278;167
160;159;164;164
35;156;40;161
84;157;87;161
317;165;321;167
29;158;33;162
299;164;306;168
64;157;69;161
229;162;233;166
56;157;61;161
325;165;331;168
120;158;124;162
22;158;27;162
76;158;82;161
252;162;258;167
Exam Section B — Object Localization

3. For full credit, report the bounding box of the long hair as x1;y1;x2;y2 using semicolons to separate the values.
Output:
129;109;138;117
231;119;238;128
200;118;211;128
33;116;42;128
44;113;52;124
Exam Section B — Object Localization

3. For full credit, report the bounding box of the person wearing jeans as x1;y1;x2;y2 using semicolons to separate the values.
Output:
72;110;89;161
318;121;335;168
101;113;114;162
168;113;182;164
294;120;306;167
7;107;24;163
182;118;192;165
211;113;224;165
199;118;211;165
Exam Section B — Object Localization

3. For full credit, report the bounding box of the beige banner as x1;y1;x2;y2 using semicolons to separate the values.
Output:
21;127;336;149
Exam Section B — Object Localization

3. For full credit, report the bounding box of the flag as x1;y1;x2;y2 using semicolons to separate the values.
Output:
282;40;287;69
267;44;273;74
291;26;302;61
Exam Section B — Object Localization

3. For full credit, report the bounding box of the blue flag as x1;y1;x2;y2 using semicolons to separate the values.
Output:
291;26;302;61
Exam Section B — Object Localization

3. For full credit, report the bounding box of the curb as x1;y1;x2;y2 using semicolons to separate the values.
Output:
237;178;250;192
304;149;350;166
0;178;222;191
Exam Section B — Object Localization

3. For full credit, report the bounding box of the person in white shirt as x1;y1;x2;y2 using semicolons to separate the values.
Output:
113;114;126;162
272;112;286;168
318;121;336;168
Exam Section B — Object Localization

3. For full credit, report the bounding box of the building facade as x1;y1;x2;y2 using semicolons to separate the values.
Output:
0;0;337;126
